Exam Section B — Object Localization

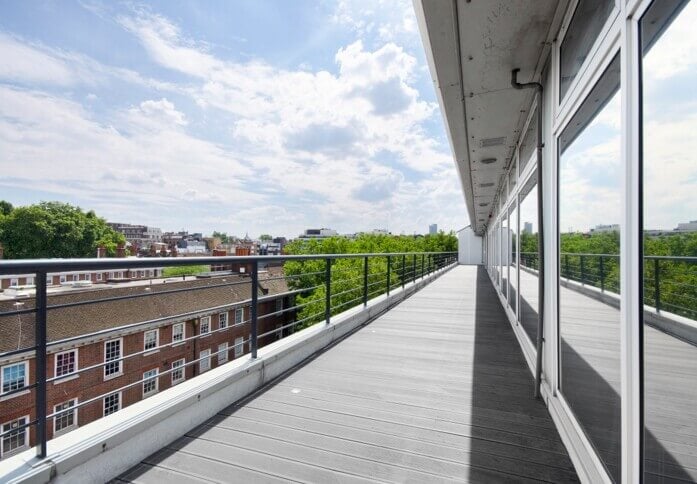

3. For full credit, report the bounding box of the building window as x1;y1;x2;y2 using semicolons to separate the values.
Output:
55;349;77;378
559;0;615;100
199;349;211;372
9;278;18;287
235;308;244;325
104;339;122;378
60;275;67;283
96;273;102;281
219;312;228;329
172;323;184;343
1;362;27;395
1;416;28;457
144;329;159;351
103;392;121;416
218;343;228;364
200;316;211;335
234;337;244;358
171;359;185;385
54;399;77;434
275;298;283;313
26;276;34;286
142;369;158;397
558;53;621;482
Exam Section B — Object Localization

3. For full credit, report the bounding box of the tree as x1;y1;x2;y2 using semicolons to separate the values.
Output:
162;265;209;277
0;200;12;216
212;231;230;244
259;234;273;241
0;201;125;259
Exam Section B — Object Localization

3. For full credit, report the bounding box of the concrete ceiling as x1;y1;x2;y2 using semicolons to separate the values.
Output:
414;0;566;235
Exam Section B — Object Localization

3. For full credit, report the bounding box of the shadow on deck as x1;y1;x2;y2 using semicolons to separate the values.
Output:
115;265;579;483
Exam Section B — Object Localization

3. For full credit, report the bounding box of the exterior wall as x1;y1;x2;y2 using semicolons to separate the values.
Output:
457;227;483;265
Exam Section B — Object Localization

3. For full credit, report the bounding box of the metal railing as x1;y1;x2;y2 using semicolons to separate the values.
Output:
0;251;457;459
519;251;697;319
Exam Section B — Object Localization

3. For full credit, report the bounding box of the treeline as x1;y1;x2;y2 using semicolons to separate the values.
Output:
517;230;697;319
0;201;125;259
283;232;458;329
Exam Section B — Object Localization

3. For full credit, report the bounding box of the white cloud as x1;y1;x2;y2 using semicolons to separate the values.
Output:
643;1;697;80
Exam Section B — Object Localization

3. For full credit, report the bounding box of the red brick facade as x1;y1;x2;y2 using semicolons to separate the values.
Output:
0;297;292;458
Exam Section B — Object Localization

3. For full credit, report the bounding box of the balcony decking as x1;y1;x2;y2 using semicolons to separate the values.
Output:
115;265;579;483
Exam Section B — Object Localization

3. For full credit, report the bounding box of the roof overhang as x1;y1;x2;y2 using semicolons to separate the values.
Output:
414;0;567;235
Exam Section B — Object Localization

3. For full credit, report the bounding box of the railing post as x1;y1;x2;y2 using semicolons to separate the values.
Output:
654;258;660;313
386;255;391;295
565;254;570;280
412;254;416;284
251;260;258;358
35;271;47;458
599;256;605;292
580;255;585;284
325;258;331;324
421;254;425;279
363;256;368;306
401;254;405;290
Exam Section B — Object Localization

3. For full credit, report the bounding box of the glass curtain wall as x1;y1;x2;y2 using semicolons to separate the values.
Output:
509;202;518;314
640;1;697;481
519;174;538;342
558;54;622;481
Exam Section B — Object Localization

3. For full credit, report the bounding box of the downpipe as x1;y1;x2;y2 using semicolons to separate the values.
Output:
511;68;545;399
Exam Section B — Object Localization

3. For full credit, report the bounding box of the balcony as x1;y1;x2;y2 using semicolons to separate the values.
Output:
0;254;584;483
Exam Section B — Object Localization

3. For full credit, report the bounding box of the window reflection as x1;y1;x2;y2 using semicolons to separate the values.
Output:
519;108;537;174
508;202;518;314
641;1;697;481
560;0;614;100
502;210;508;298
519;174;538;343
558;53;621;482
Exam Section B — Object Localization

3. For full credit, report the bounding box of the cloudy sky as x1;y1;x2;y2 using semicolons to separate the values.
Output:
0;0;467;238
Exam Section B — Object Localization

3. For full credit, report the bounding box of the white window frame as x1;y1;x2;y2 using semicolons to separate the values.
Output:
199;349;211;372
218;343;228;364
60;274;67;283
103;392;121;417
275;298;283;313
54;349;78;380
9;278;18;287
172;323;185;344
103;338;123;380
53;399;78;435
199;316;211;335
96;273;102;281
218;312;228;329
143;329;159;352
235;307;244;325
142;368;159;397
1;415;29;458
1;361;28;396
171;359;185;385
234;337;244;358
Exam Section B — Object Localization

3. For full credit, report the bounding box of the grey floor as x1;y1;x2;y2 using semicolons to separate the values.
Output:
116;265;579;483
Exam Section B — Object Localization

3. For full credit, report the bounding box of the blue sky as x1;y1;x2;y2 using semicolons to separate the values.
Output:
0;0;466;238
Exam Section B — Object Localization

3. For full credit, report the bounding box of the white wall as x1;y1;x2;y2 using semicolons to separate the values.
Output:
458;227;483;264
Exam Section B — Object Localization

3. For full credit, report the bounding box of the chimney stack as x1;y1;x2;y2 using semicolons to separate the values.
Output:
116;244;126;258
97;246;107;258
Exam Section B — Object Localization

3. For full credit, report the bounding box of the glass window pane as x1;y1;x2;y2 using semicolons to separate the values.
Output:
502;213;509;298
641;1;697;481
520;108;538;174
508;202;518;314
558;53;621;482
560;0;615;100
519;174;539;342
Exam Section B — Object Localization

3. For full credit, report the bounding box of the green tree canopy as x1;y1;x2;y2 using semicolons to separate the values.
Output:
259;234;273;241
0;201;125;259
0;200;12;216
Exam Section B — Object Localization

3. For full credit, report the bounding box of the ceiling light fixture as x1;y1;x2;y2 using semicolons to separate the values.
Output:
480;158;496;164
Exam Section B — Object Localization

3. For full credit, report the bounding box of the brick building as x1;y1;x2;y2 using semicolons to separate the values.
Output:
0;268;165;290
0;269;293;459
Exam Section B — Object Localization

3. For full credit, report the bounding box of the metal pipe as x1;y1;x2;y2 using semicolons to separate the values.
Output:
512;68;545;399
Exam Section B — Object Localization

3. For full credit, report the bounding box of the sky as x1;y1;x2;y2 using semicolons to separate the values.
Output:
0;0;468;238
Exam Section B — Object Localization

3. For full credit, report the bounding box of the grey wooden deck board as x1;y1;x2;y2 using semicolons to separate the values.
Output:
117;265;579;483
